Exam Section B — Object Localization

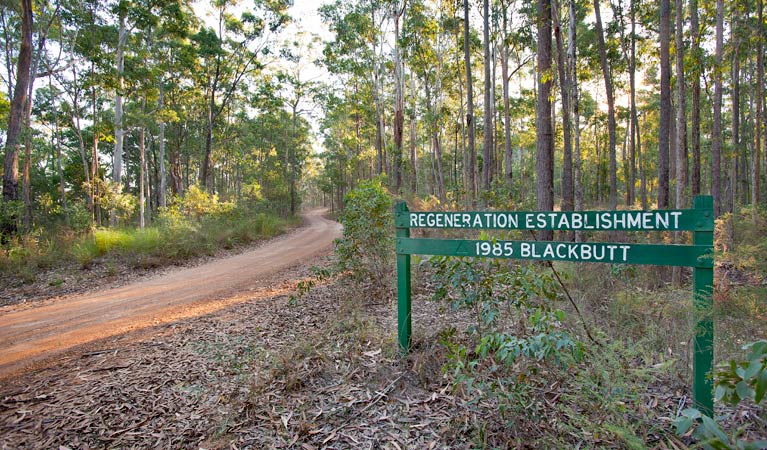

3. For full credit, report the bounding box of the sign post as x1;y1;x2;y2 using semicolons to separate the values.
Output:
395;196;715;414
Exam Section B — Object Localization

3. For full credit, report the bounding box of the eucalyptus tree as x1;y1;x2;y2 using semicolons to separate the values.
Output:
551;0;573;213
755;0;763;207
592;0;616;209
537;0;554;240
320;0;387;176
463;0;476;205
658;0;671;209
391;0;407;193
2;0;32;210
481;0;492;192
675;0;687;209
277;33;322;214
711;0;723;215
194;0;290;192
403;0;436;198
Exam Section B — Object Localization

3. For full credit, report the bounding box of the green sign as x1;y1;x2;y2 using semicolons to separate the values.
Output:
395;196;715;415
398;209;712;231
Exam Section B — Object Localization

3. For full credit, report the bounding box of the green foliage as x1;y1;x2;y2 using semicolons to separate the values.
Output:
1;185;292;279
288;266;334;306
715;341;767;406
674;341;767;449
718;207;767;280
430;256;583;418
334;177;394;288
170;185;235;221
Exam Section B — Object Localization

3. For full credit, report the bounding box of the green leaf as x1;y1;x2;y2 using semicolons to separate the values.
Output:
701;415;730;443
744;360;763;380
681;408;702;420
675;417;694;436
714;385;728;403
755;370;767;404
736;381;755;402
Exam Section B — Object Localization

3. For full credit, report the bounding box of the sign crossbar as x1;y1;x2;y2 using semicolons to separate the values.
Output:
395;196;715;415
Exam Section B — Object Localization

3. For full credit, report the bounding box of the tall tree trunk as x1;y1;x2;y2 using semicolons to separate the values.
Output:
658;0;672;208
570;0;583;220
159;84;167;208
202;70;217;192
482;0;493;192
393;4;405;193
51;75;66;221
71;84;93;222
675;0;688;209
690;0;701;196
673;0;688;286
731;10;740;211
501;6;513;184
553;0;573;214
409;75;418;193
139;127;146;230
712;0;724;216
464;0;477;205
113;12;126;191
640;115;648;209
594;0;618;209
537;0;554;240
290;102;298;215
456;25;468;204
630;0;640;206
110;12;127;227
2;0;32;209
755;0;763;209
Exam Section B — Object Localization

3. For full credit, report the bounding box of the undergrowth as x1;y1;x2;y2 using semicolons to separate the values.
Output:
0;186;296;285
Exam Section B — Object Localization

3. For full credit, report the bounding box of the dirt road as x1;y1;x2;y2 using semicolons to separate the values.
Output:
0;209;341;378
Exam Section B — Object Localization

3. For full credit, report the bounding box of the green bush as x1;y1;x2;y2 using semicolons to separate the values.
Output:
334;177;394;288
1;186;292;281
675;341;767;449
430;256;583;419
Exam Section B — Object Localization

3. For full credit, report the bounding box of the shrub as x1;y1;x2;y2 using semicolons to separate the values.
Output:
430;256;583;418
675;340;767;448
334;177;394;289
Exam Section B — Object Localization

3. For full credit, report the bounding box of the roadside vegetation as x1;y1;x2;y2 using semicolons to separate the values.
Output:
0;186;297;306
287;180;767;447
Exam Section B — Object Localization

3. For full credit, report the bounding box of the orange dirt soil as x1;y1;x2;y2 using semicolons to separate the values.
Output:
0;209;341;379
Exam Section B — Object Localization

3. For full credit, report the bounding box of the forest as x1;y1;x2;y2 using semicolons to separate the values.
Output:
1;0;767;447
0;0;765;236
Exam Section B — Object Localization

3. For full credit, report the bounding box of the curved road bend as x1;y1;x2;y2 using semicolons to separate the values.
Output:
0;209;341;378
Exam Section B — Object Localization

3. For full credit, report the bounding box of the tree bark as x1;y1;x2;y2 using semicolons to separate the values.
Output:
553;0;573;214
712;0;723;216
675;0;687;209
501;5;513;184
409;74;418;193
113;12;126;190
594;0;617;209
570;0;582;221
730;10;740;211
159;84;167;208
658;0;672;209
393;3;405;193
628;0;638;205
139;127;146;230
537;0;554;240
464;0;476;205
690;0;701;197
755;0;763;209
482;0;493;192
673;0;687;286
2;0;32;207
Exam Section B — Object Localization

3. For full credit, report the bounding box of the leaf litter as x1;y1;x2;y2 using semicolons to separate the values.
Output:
1;256;765;449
